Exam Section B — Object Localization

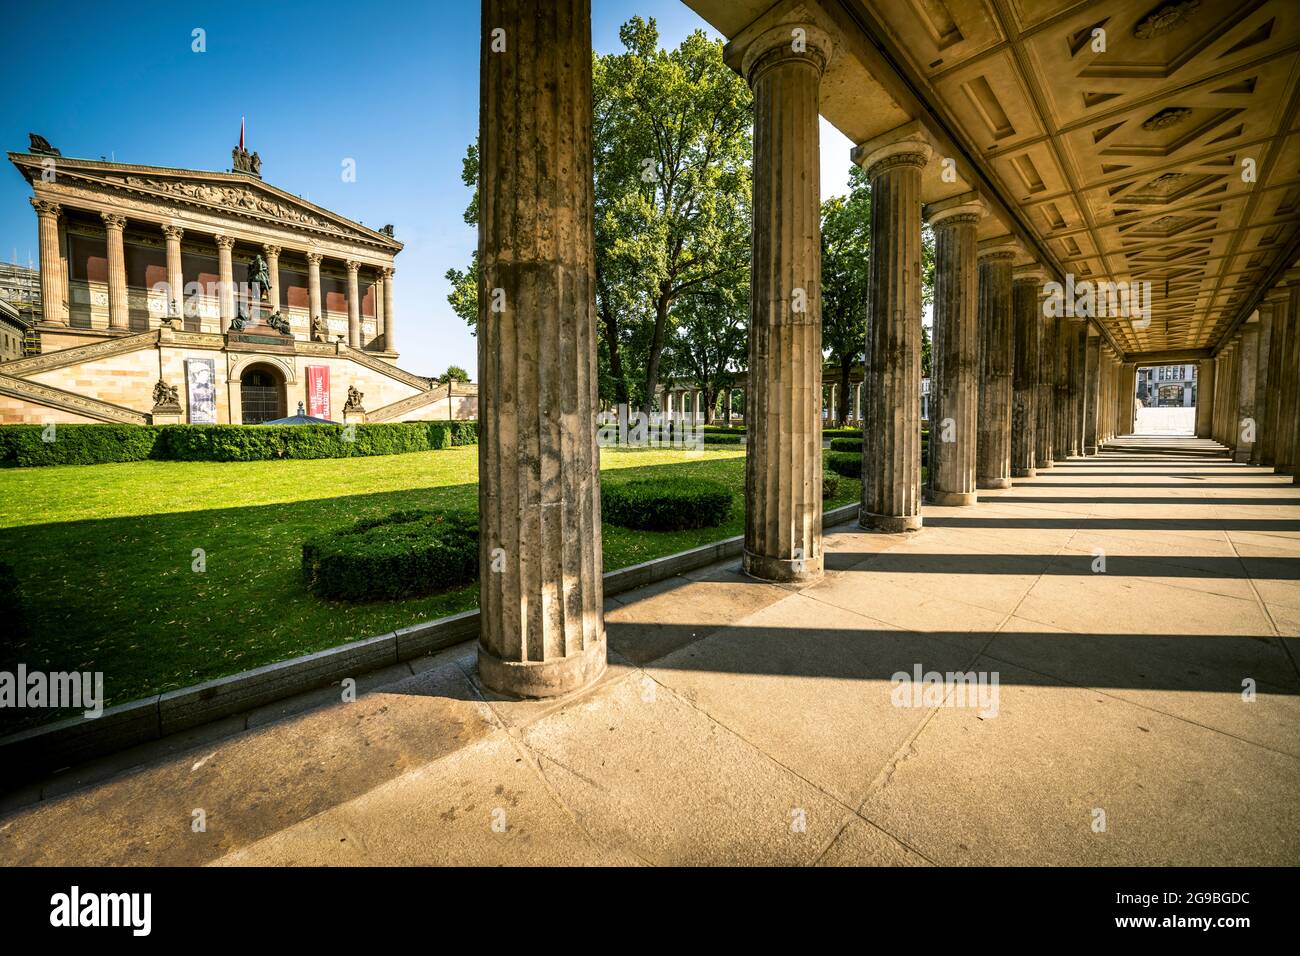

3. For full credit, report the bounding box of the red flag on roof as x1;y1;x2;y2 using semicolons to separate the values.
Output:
239;116;245;151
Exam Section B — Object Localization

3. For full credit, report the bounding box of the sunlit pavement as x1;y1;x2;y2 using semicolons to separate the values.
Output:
3;435;1298;866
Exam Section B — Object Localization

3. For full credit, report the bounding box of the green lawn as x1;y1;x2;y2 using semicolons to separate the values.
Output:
0;445;859;723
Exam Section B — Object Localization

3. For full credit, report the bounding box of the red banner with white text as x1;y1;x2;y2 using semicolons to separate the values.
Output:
307;365;330;419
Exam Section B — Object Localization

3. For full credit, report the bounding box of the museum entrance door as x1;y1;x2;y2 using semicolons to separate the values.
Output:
240;367;285;424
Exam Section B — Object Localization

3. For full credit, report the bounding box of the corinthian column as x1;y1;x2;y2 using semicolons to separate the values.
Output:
345;260;361;347
263;244;281;312
1011;266;1043;477
215;235;236;333
161;225;185;322
306;252;323;330
382;267;395;351
924;197;982;506
477;0;605;697
976;241;1016;488
101;213;129;331
31;198;65;325
742;24;831;573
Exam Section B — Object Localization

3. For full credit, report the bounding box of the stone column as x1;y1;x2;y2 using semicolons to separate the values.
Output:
860;133;930;529
262;244;281;313
1037;302;1056;468
1234;324;1259;463
976;242;1015;488
382;267;395;351
1119;363;1136;435
743;24;831;574
477;0;605;697
1054;317;1073;459
1011;266;1042;477
345;260;361;347
373;270;385;342
101;213;129;331
1275;285;1299;474
1251;307;1273;465
306;252;324;330
1083;331;1101;455
215;235;236;333
1070;322;1087;454
1195;358;1215;438
31;199;65;325
1259;292;1285;465
162;225;185;322
924;199;981;506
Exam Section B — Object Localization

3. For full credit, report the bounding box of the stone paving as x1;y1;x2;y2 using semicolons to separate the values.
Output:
2;435;1298;866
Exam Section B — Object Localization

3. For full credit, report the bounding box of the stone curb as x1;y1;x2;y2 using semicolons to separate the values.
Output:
0;503;861;779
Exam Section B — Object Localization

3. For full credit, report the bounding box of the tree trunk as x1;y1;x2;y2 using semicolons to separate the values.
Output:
641;284;672;417
703;386;713;424
599;304;628;407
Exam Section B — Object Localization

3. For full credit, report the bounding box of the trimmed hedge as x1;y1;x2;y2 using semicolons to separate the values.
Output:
701;433;744;445
601;476;732;531
825;451;862;479
0;560;24;644
0;421;478;467
822;475;840;500
302;508;479;602
829;437;863;453
824;428;862;439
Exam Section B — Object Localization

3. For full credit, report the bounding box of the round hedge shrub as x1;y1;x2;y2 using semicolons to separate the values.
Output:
602;477;732;531
302;508;478;602
825;451;862;479
829;437;863;453
822;474;840;500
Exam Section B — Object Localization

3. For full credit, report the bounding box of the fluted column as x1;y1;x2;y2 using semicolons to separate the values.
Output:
262;244;281;313
1195;359;1215;438
924;199;982;506
162;225;185;322
1054;316;1073;458
1037;297;1057;467
743;24;831;574
1275;285;1299;474
215;235;236;333
345;260;361;347
306;252;323;332
32;198;65;325
860;135;930;530
477;0;605;697
1259;292;1285;465
1234;324;1260;463
101;213;129;331
1251;308;1273;465
373;269;386;343
382;267;395;352
976;243;1015;488
1083;331;1101;455
1011;266;1042;477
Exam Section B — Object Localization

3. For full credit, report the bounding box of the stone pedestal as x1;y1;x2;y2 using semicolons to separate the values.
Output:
1011;267;1042;478
742;24;831;575
861;135;930;530
476;0;606;697
924;198;982;507
151;405;183;425
976;243;1015;489
342;406;366;425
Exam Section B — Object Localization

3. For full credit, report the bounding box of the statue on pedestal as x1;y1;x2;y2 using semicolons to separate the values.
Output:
344;385;365;412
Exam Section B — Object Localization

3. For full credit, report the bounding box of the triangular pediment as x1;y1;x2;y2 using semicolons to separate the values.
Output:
9;153;402;251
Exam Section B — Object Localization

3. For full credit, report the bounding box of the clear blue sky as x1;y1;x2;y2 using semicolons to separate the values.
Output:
0;0;854;376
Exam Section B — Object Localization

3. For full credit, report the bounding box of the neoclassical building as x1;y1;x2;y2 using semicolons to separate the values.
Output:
1;136;476;425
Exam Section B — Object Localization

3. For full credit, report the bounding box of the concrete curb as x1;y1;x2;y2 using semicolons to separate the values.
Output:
1;503;861;778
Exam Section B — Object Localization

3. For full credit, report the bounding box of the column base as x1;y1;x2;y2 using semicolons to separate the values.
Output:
925;490;977;507
1276;465;1295;476
1084;446;1098;456
859;512;923;533
1012;467;1037;478
476;638;607;699
1037;460;1054;470
742;549;824;583
977;477;1012;490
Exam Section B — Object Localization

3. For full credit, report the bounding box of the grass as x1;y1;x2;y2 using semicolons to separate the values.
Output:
0;445;860;724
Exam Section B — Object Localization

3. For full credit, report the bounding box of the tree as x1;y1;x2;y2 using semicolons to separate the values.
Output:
821;166;871;424
666;281;748;423
443;142;480;332
436;365;470;385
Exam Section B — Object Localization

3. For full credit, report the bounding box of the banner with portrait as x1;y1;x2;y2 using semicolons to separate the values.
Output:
185;358;217;424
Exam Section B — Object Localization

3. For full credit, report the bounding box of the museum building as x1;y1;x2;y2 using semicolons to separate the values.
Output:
0;135;476;425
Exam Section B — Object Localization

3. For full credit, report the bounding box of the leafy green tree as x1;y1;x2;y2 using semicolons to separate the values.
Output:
821;165;871;423
665;281;748;423
437;365;470;385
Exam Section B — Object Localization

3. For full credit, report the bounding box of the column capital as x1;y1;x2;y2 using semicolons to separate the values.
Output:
740;23;833;86
1013;264;1047;286
978;236;1021;261
30;197;61;218
214;234;236;251
100;212;127;230
262;243;281;258
344;259;361;273
305;251;324;265
161;224;184;241
925;191;984;227
857;138;932;178
379;266;394;279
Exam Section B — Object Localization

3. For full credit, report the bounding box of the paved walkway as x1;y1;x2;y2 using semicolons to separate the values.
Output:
3;435;1298;865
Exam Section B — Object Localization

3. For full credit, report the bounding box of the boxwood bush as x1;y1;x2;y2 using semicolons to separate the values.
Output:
822;474;840;499
825;451;862;479
823;427;862;439
302;508;479;602
829;437;863;453
601;476;732;531
0;421;478;467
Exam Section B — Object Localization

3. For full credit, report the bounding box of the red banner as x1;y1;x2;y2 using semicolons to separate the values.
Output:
307;365;330;419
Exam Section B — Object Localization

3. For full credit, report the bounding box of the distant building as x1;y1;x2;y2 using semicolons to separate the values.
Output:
0;300;33;362
1138;364;1196;407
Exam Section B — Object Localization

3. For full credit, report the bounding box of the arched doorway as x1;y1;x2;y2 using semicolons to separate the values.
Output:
240;364;286;424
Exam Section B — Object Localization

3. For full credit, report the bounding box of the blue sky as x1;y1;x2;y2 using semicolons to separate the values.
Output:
0;0;854;376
